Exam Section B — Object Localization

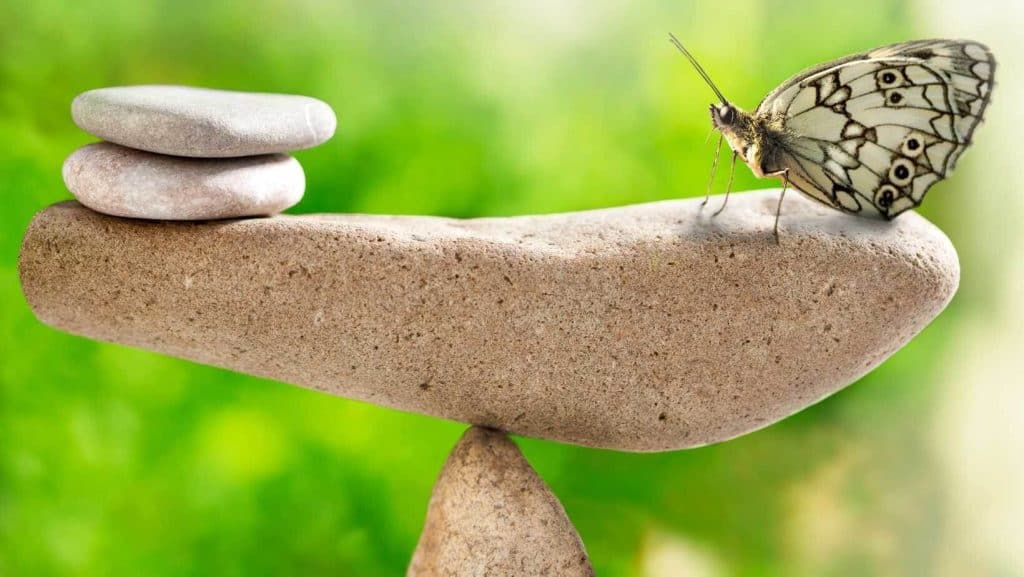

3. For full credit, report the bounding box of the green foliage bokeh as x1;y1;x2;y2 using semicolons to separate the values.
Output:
0;1;996;575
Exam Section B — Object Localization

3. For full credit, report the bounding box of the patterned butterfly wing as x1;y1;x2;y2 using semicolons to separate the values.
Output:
756;39;995;218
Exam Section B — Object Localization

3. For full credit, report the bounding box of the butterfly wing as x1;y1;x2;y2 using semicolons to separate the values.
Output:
756;39;995;218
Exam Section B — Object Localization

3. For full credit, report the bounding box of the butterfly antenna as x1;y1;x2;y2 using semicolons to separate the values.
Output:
668;33;729;105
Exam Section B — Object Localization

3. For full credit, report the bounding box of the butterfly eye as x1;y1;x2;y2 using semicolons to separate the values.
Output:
720;106;736;124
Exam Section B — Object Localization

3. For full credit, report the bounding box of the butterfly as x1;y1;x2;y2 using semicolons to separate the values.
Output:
669;35;996;240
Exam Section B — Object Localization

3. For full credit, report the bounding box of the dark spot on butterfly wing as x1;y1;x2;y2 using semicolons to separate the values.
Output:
878;188;894;207
873;183;903;218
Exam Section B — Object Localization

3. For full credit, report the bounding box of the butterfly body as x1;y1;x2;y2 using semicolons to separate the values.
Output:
672;37;996;226
710;103;789;180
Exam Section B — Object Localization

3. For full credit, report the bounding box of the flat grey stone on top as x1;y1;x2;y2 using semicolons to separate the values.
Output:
408;427;593;576
71;85;336;157
63;143;304;220
18;191;959;451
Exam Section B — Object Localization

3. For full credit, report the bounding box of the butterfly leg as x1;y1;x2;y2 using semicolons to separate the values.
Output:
704;133;724;207
771;169;790;244
713;150;738;216
703;126;716;145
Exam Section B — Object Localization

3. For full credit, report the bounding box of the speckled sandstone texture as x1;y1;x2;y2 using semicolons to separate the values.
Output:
71;85;336;157
18;190;959;451
63;143;304;220
408;427;593;577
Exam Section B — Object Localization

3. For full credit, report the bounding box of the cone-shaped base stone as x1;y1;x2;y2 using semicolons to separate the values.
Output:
18;191;959;451
408;427;593;576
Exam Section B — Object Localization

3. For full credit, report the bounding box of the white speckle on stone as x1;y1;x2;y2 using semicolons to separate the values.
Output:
304;103;323;143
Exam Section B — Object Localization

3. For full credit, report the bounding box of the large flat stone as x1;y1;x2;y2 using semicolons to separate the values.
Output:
71;85;336;157
408;427;593;576
18;191;959;451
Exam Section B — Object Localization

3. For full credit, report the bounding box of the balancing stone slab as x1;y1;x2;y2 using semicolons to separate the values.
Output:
18;191;959;451
71;85;336;157
63;143;305;220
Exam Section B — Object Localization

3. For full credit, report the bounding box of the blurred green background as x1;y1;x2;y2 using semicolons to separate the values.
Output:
2;1;1021;576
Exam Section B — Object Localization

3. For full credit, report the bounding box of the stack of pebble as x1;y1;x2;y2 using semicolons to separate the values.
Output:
62;85;336;220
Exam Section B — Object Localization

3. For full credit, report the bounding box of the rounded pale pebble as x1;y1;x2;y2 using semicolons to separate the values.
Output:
62;142;304;220
17;191;959;451
71;85;336;157
408;427;594;576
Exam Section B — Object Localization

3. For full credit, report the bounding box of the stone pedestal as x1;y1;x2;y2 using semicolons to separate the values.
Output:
408;427;593;576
